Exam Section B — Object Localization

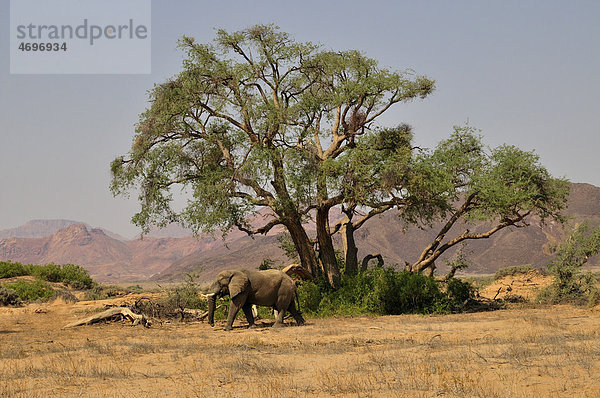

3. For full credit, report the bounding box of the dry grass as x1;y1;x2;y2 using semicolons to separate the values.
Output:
1;297;600;397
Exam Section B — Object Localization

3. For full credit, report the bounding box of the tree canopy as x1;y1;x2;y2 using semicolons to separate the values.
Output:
404;126;570;275
110;24;434;287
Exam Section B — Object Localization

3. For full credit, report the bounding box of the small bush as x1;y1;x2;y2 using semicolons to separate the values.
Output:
372;268;445;314
3;280;55;302
0;286;21;306
494;265;534;280
443;277;475;312
0;261;27;279
156;275;207;320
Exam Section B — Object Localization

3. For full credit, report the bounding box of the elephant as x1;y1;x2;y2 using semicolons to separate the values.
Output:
206;269;305;331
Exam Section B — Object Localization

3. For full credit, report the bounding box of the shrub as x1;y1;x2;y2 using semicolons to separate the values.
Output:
538;223;600;306
296;267;475;317
1;262;95;290
54;264;95;289
372;268;445;314
0;261;27;279
444;277;475;312
4;280;55;302
296;280;323;315
494;265;534;280
0;286;21;306
26;263;95;289
154;275;207;320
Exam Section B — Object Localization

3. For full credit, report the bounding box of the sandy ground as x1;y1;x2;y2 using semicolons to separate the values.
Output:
478;270;553;301
2;285;600;398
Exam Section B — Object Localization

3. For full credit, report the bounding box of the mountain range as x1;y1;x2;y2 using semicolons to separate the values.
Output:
0;183;598;283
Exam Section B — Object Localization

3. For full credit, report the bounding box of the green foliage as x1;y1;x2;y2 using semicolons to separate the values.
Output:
405;126;569;227
0;261;95;290
494;265;535;280
403;125;569;274
538;223;600;306
277;234;299;261
296;267;474;316
0;286;21;306
27;263;95;289
3;280;55;302
296;280;324;314
0;261;27;278
444;278;475;312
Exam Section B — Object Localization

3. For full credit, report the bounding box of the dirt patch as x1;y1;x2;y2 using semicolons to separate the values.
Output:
479;270;552;301
1;298;600;397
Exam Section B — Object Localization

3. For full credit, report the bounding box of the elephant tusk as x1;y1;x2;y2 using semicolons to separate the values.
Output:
201;293;216;298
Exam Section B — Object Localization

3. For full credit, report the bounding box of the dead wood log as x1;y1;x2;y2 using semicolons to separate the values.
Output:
64;307;150;328
282;264;313;281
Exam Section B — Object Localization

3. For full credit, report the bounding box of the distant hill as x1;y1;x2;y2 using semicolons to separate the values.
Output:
0;223;203;282
1;183;598;283
0;219;126;240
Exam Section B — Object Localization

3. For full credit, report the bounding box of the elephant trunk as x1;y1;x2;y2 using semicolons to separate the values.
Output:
207;293;216;327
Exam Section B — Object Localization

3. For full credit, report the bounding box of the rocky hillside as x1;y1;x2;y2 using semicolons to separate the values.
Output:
0;224;203;282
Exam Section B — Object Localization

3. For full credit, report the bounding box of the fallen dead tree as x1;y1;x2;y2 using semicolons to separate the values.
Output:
64;307;150;328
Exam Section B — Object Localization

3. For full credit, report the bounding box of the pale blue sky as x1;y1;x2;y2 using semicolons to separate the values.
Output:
1;0;599;237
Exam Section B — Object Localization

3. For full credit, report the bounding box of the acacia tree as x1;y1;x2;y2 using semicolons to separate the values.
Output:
324;123;415;275
403;126;570;276
110;25;434;287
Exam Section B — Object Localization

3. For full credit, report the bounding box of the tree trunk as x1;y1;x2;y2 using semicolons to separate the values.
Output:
316;206;341;288
285;218;320;277
268;148;320;278
207;294;216;326
340;214;359;276
361;253;383;271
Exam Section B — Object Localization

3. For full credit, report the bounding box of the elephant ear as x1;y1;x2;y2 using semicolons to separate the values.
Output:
228;271;249;298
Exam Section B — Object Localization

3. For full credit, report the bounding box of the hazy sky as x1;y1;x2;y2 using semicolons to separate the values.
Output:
1;0;599;238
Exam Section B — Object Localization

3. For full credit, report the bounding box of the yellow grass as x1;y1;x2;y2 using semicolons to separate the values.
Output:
1;298;600;397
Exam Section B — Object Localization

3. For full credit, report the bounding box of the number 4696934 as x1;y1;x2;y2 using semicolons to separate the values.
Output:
18;42;67;51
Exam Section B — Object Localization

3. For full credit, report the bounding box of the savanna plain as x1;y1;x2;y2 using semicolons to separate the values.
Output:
2;288;600;398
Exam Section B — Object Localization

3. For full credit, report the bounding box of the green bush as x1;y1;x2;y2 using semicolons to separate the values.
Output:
296;267;475;317
0;286;21;306
26;263;95;289
372;268;445;314
538;224;600;306
0;261;27;278
3;280;55;302
444;277;475;312
0;261;95;290
296;280;323;315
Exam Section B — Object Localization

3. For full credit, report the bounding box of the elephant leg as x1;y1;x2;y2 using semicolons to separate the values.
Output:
287;299;305;326
273;308;286;327
225;295;245;331
242;304;256;328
